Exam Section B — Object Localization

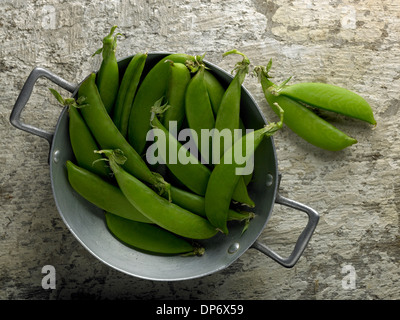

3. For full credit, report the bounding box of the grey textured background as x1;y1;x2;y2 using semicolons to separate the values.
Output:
1;0;399;300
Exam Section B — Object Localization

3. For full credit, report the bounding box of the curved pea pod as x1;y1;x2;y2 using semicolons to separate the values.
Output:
204;70;225;115
93;25;120;114
100;149;219;240
149;99;256;203
213;73;242;157
49;88;110;178
105;212;203;255
254;65;357;151
113;52;147;137
78;73;169;194
128;53;196;155
185;65;215;164
277;82;376;125
214;50;249;144
68;106;111;178
212;50;254;207
66;161;152;223
168;186;255;222
161;61;191;131
205;109;284;234
243;171;253;186
149;104;211;196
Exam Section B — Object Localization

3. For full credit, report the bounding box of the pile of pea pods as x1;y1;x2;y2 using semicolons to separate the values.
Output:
51;26;376;256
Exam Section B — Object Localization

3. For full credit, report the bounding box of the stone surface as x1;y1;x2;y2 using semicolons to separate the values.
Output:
1;0;399;300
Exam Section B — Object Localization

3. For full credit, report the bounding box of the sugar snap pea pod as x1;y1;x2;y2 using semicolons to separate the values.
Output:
92;25;120;114
161;61;191;131
105;212;203;255
68;106;111;178
99;149;219;240
214;50;250;157
254;63;357;151
149;101;211;196
231;176;255;207
49;89;111;178
205;106;284;234
243;171;253;186
167;186;255;222
78;73;169;194
204;69;247;131
213;50;254;207
276;82;376;125
185;65;215;164
66;161;152;223
113;52;147;137
128;53;196;155
204;70;225;115
150;100;254;203
204;65;247;135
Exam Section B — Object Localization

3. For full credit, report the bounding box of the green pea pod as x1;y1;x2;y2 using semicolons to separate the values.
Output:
105;212;202;255
66;161;152;223
100;149;219;240
214;50;249;143
128;53;196;155
230;176;254;207
150;103;211;196
204;70;248;130
205;108;284;234
69;106;111;178
204;70;225;115
93;25;120;114
162;61;191;131
185;65;215;164
277;82;376;125
243;171;253;186
254;63;357;151
49;88;110;178
149;99;256;203
78;73;169;194
213;50;254;208
167;186;255;222
113;52;147;137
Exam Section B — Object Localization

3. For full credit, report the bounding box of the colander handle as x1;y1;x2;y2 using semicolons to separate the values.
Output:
251;193;319;268
10;67;76;145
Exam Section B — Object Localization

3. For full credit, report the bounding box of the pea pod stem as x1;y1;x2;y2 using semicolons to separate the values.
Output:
222;49;250;84
254;62;358;151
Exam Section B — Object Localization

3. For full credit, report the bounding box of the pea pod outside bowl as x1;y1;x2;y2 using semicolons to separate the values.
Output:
10;53;319;281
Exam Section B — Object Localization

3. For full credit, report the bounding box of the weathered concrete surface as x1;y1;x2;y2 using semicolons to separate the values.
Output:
1;0;399;300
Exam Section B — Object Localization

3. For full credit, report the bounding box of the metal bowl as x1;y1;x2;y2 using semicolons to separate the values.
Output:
10;53;319;281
